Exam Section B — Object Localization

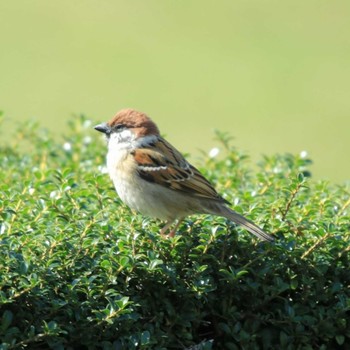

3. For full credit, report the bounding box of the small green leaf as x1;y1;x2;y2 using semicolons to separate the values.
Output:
335;335;345;345
290;278;298;290
101;260;111;268
149;259;163;270
1;310;13;331
140;330;150;345
236;270;248;278
119;256;130;267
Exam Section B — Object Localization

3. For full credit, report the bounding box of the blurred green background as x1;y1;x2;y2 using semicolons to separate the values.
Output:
1;0;349;182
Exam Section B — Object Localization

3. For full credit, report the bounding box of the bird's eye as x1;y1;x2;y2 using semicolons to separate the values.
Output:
114;124;125;131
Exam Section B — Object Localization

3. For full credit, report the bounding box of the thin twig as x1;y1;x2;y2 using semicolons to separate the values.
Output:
301;232;331;259
281;183;303;221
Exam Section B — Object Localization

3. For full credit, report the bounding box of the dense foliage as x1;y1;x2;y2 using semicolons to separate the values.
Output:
0;115;349;349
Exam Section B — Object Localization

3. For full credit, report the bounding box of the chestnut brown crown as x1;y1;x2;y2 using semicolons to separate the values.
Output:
107;109;160;137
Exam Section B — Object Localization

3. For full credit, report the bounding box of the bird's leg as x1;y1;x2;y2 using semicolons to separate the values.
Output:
160;218;184;238
160;220;174;236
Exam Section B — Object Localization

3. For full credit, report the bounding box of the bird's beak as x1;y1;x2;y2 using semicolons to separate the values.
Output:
94;123;111;135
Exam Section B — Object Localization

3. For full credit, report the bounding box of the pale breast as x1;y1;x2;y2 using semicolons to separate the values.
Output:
106;133;199;221
107;151;196;221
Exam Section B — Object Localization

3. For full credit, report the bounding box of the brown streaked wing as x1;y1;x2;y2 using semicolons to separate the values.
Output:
132;137;228;203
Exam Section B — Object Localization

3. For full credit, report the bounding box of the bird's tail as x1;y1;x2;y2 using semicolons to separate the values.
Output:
212;205;274;242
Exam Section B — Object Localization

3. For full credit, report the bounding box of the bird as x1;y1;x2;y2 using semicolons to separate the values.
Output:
94;109;274;242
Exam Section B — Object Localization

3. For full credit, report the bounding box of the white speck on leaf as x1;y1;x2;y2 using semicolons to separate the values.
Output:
300;150;308;158
0;223;6;235
63;142;72;152
83;120;92;128
209;147;220;158
50;191;58;199
83;136;91;145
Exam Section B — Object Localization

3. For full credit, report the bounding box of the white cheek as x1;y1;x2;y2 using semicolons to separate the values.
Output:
105;132;129;178
119;129;135;143
108;129;134;150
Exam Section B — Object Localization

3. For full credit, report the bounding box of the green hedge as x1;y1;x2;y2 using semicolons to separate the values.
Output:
0;115;349;349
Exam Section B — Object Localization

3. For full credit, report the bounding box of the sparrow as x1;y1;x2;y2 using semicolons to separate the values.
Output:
94;109;274;242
